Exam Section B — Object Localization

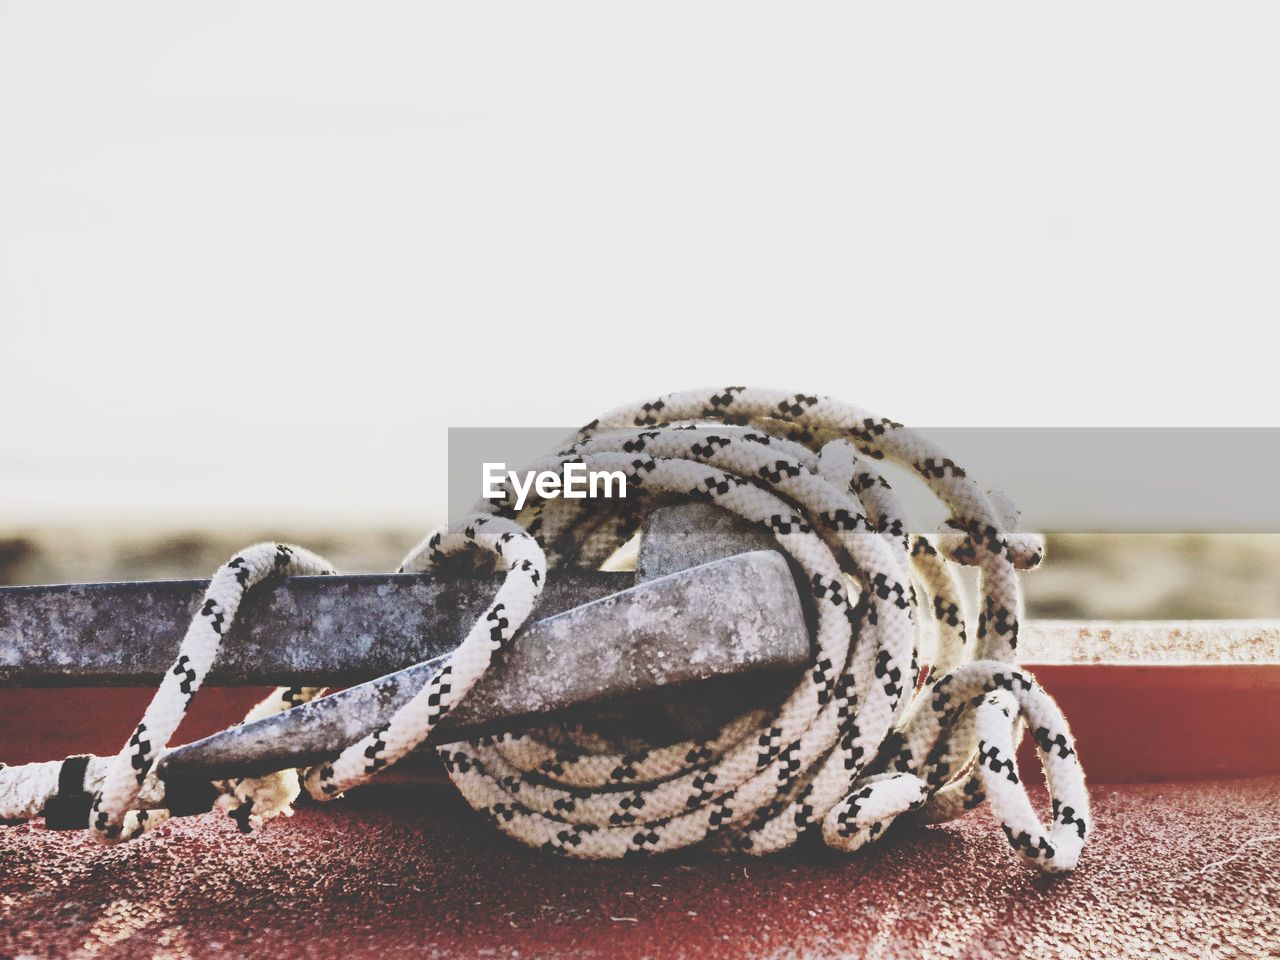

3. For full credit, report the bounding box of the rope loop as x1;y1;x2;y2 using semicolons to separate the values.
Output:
301;516;545;801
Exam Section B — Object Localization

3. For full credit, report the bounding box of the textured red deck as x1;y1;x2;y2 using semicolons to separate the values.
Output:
2;776;1278;959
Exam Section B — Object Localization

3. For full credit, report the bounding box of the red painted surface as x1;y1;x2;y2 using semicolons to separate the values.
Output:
1;777;1277;959
0;686;272;767
4;664;1278;781
1016;663;1280;781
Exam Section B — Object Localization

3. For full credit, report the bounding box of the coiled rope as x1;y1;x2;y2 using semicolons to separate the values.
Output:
0;388;1090;873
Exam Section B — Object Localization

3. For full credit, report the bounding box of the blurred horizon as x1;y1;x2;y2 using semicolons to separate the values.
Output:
3;527;1278;622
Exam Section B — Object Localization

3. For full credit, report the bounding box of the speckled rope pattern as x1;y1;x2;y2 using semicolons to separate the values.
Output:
0;388;1090;873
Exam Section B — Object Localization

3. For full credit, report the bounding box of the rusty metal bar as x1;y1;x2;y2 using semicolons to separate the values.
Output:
0;570;625;686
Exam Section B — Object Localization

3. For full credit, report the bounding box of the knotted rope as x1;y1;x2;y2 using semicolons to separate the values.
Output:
0;388;1090;872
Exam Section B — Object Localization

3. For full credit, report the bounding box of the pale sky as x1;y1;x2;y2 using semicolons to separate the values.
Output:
3;3;1278;527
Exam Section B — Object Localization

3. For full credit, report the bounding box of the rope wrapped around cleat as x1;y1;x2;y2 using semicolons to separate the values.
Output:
0;388;1090;873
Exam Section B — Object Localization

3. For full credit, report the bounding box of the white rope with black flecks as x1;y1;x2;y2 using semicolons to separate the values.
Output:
0;388;1090;872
